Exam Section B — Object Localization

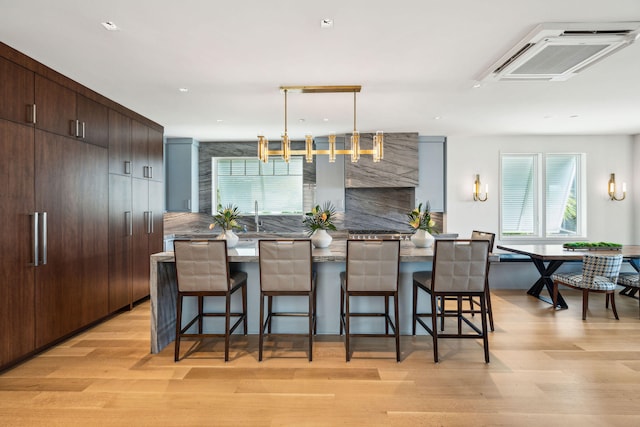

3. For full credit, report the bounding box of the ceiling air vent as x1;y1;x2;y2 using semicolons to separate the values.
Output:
479;22;640;82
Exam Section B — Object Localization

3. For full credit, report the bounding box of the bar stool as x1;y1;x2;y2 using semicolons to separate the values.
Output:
173;239;248;362
340;239;401;362
258;240;316;361
413;239;491;363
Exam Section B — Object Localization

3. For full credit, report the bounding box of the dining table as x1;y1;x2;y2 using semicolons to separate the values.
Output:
496;244;640;309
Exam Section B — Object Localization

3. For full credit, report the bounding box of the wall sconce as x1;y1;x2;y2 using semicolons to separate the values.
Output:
608;173;626;201
473;174;488;202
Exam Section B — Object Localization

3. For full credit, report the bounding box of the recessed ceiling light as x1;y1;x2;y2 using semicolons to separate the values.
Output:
101;21;119;31
569;114;580;118
323;118;329;122
298;118;305;123
433;116;441;120
321;19;334;29
216;119;223;123
178;87;189;93
472;82;482;88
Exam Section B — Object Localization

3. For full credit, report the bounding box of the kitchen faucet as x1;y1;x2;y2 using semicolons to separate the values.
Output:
254;200;262;232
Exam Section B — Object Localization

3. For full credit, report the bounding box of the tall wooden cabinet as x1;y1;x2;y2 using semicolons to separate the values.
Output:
131;121;164;302
0;42;163;371
0;119;36;366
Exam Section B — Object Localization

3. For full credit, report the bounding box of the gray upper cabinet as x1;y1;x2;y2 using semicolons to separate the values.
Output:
165;138;199;212
415;136;446;212
344;132;419;188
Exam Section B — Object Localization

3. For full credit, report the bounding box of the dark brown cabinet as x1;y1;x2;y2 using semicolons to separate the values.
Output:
34;75;109;147
0;119;36;367
0;56;34;124
1;42;163;371
34;130;109;347
109;109;132;176
77;94;109;148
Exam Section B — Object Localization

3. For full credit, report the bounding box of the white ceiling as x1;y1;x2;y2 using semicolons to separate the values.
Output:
2;0;640;141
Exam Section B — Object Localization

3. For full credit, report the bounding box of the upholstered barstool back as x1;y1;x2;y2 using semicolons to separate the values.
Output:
471;230;495;252
258;239;316;361
551;254;623;320
344;240;400;292
175;240;232;292
259;240;313;292
432;240;489;293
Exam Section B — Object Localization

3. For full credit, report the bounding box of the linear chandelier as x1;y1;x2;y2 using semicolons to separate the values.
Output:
257;85;383;164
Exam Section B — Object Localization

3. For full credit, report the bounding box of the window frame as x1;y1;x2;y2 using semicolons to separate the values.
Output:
212;156;304;216
499;152;586;242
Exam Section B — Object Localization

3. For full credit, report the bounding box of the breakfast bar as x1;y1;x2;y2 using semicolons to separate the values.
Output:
150;238;448;353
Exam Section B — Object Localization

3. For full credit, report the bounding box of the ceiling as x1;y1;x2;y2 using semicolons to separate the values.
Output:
2;0;640;142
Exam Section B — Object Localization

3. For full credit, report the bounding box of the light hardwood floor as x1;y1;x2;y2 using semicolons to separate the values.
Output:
1;290;640;427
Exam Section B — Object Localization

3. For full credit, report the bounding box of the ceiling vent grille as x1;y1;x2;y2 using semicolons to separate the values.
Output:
480;22;640;82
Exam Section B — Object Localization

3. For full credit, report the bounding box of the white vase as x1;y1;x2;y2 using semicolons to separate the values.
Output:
217;229;239;248
411;229;434;248
311;229;332;249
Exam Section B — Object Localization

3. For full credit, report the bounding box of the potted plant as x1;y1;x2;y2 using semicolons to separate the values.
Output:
209;204;242;248
303;201;337;248
407;201;436;248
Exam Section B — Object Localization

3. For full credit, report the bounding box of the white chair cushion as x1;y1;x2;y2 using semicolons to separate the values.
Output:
617;273;639;288
552;273;618;291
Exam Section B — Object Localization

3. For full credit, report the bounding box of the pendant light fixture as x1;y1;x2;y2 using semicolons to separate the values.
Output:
257;85;383;163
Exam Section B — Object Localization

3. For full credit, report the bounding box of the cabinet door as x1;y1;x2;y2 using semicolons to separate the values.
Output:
0;120;35;368
132;177;150;302
131;120;149;179
109;174;132;312
34;75;76;137
108;109;132;176
148;127;164;182
0;57;34;125
149;180;164;255
77;94;108;148
34;130;109;347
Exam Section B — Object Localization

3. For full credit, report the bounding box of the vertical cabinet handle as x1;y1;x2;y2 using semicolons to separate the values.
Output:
144;211;150;234
28;104;37;124
149;211;154;234
81;122;86;139
124;161;131;175
41;212;47;265
125;211;132;236
148;166;153;179
32;212;39;266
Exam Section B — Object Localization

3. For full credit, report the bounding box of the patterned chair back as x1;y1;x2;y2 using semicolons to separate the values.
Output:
259;240;313;292
432;240;490;292
174;240;230;292
582;254;623;287
470;230;495;252
345;240;400;292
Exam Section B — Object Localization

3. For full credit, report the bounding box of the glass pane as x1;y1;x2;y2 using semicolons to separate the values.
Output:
501;155;536;236
214;157;303;215
217;159;231;176
546;154;578;236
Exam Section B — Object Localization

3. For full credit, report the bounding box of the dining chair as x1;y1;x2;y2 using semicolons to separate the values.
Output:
413;239;491;363
551;254;623;320
173;239;248;362
340;239;401;362
616;272;639;317
258;239;316;361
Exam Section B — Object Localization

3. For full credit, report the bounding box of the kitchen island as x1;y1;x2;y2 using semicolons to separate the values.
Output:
150;238;498;353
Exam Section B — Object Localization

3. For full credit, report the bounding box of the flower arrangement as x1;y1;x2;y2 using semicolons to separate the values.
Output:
302;201;337;236
408;201;435;234
209;204;242;231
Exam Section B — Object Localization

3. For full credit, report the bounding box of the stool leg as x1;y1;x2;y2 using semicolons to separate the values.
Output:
242;284;248;335
345;293;351;362
394;292;400;362
224;293;231;362
582;290;589;320
259;292;265;362
308;291;313;362
175;294;183;362
385;295;390;335
485;285;495;332
412;280;418;335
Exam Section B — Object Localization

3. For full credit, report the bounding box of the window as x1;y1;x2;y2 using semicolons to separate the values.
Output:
213;157;303;215
500;153;585;239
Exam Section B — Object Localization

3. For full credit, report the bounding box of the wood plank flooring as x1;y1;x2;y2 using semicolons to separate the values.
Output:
1;290;640;426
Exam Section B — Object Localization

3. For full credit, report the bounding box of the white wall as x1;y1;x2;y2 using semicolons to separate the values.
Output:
446;135;637;246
